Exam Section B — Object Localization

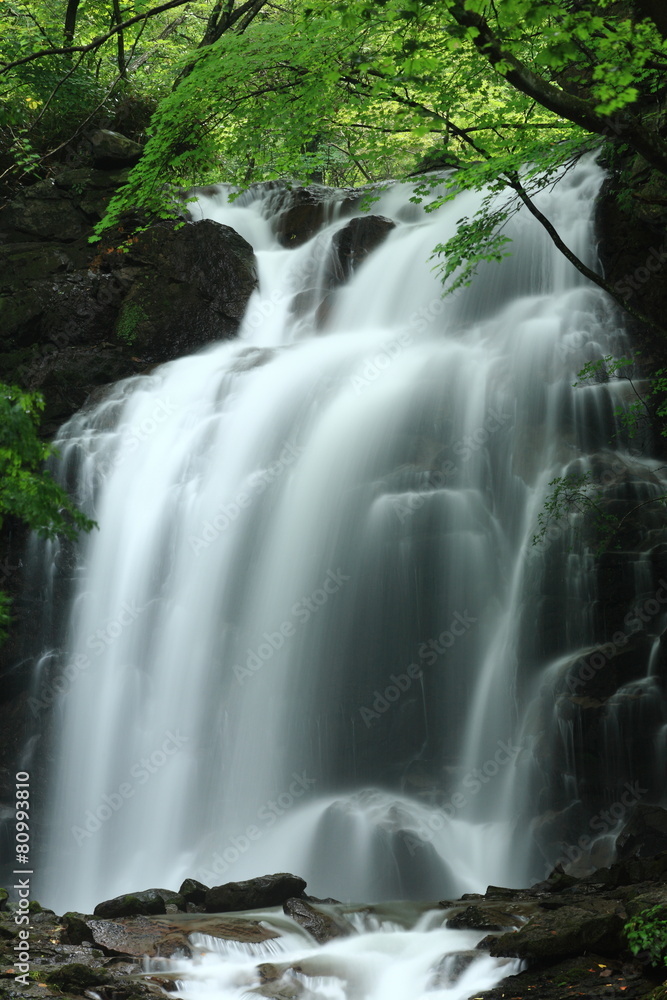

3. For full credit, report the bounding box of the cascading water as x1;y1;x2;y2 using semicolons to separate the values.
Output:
30;154;667;940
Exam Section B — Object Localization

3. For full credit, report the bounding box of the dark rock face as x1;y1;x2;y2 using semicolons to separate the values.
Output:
204;873;308;913
330;215;395;282
259;183;360;247
617;804;667;860
118;220;257;364
289;214;395;327
0;164;257;434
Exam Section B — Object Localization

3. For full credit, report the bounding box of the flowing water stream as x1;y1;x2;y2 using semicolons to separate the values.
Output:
25;155;667;998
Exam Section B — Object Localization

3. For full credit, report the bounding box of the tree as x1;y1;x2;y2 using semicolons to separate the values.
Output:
0;384;95;644
68;1;664;323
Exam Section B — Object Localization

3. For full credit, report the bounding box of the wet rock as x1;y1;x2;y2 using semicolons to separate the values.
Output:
616;804;667;860
44;962;111;992
330;215;395;281
205;873;307;913
2;180;89;241
475;955;654;1000
117;220;257;364
430;951;508;988
445;904;516;931
481;901;625;960
282;898;351;943
93;888;183;919
60;911;95;945
89;129;144;168
178;878;209;905
268;184;359;247
87;912;279;958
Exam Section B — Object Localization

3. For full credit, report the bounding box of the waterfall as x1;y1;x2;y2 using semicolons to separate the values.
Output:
31;154;666;916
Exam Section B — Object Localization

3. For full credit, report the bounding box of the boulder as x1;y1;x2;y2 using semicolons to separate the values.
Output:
93;888;184;919
329;215;395;282
116;220;257;363
204;873;307;913
282;898;351;943
179;877;209;905
89;129;144;167
268;184;359;247
481;901;625;961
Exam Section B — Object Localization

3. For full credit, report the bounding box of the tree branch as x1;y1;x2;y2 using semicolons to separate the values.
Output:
0;0;192;75
446;0;667;175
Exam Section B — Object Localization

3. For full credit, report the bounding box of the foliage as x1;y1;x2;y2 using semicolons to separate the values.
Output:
532;470;618;554
625;905;667;967
0;383;96;643
575;352;667;437
534;352;667;553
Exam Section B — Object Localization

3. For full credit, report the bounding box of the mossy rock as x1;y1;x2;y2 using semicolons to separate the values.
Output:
45;963;111;993
60;912;94;945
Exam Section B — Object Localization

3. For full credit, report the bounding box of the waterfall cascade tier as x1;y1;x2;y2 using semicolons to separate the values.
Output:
27;156;667;917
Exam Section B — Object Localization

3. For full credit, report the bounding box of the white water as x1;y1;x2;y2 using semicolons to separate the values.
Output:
35;157;647;927
165;906;521;1000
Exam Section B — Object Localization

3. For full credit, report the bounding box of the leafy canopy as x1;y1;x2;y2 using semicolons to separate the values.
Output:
0;384;95;642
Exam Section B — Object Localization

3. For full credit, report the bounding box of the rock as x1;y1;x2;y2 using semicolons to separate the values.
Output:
430;951;506;988
93;888;178;918
282;898;351;943
475;955;654;1000
330;215;395;282
205;873;307;913
178;878;209;905
60;911;95;945
2;181;88;241
44;963;111;992
0;888;8;911
616;804;667;860
482;901;625;960
290;214;395;326
116;220;257;363
87;912;279;958
268;184;358;247
445;904;516;931
89;129;144;167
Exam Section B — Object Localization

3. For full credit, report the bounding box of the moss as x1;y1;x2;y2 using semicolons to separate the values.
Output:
115;301;147;346
45;963;111;993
